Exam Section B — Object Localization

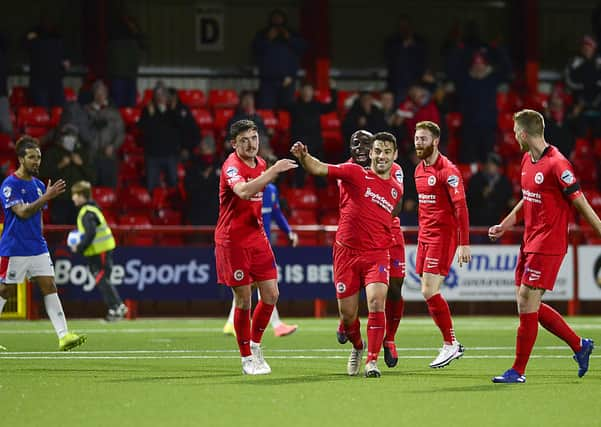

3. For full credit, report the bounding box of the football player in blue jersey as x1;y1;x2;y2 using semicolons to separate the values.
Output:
0;136;86;351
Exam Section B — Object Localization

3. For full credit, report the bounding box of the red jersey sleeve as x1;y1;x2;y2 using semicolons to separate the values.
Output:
327;162;362;184
443;165;470;245
552;158;582;202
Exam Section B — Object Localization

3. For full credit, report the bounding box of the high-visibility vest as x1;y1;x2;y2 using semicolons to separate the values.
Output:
76;204;116;256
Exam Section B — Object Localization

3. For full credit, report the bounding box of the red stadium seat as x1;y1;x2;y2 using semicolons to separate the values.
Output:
118;161;144;186
23;125;49;138
178;89;206;108
572;138;592;158
190;108;214;132
313;89;332;103
120;107;141;128
118;214;154;246
289;208;318;225
208;89;239;109
320;112;341;130
523;92;549;111
213;108;235;134
446;112;462;132
256;109;278;130
9;86;28;108
337;90;357;114
119;134;143;156
0;133;13;154
152;208;182;225
64;87;77;103
92;187;118;210
322;130;343;161
277;111;291;131
496;90;522;113
497;112;514;132
456;163;475;186
50;107;63;127
18;107;51;128
120;185;152;212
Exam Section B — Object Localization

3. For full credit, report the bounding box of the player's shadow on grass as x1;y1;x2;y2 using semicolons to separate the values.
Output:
225;372;350;386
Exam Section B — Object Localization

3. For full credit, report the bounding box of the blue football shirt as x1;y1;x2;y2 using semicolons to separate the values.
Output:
0;174;49;256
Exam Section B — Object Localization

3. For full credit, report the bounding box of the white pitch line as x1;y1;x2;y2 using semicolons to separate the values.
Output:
0;355;589;360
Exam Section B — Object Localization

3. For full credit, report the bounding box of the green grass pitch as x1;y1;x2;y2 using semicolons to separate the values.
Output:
0;316;599;427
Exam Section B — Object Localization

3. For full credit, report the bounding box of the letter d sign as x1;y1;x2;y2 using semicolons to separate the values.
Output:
195;5;224;51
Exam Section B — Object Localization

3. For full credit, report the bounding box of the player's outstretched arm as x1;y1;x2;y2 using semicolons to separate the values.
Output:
489;199;524;241
573;195;601;237
11;179;66;219
234;159;297;200
290;141;328;176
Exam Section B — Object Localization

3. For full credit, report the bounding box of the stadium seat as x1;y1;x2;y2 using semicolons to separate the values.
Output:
313;89;332;103
319;210;339;225
496;90;522;113
322;130;344;161
178;89;207;108
256;109;278;130
523;92;549;111
277;111;291;131
119;134;143;157
337;90;357;114
50;107;63;127
152;187;184;210
118;214;154;246
213;108;235;135
120;186;152;213
572;138;592;158
497;112;514;132
0;133;13;154
572;156;598;189
18;107;51;128
141;89;154;106
190;108;214;132
316;185;339;211
208;89;239;109
23;125;49;138
289;208;318;225
446;112;462;132
281;187;319;210
92;187;118;210
320;112;341;130
9;86;28;108
153;208;182;225
64;87;77;103
120;107;142;128
456;163;475;186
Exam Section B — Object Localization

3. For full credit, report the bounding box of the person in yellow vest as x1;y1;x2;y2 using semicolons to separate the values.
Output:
70;180;127;321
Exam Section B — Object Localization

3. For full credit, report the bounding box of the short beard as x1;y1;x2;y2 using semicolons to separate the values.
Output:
415;145;434;159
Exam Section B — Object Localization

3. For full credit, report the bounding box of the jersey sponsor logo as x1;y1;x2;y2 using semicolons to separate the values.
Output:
226;166;239;178
364;187;394;213
418;193;436;204
336;282;346;293
233;269;244;281
447;175;459;188
560;169;575;185
391;188;398;199
2;186;11;198
522;189;542;204
534;172;544;184
394;169;404;184
428;176;436;186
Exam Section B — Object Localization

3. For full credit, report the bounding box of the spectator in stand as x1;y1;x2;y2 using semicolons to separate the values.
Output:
342;91;387;158
379;90;406;150
466;152;514;243
385;14;428;107
107;11;146;108
448;47;511;164
184;143;219;227
138;83;181;192
252;9;307;109
565;35;601;138
0;31;11;135
39;124;95;224
397;84;441;150
85;81;124;188
543;87;577;158
285;81;337;186
167;87;201;162
226;91;272;157
397;149;419;229
24;15;70;108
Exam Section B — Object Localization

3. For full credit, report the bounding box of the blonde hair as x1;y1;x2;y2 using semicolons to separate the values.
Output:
71;180;92;199
513;109;545;137
415;121;441;139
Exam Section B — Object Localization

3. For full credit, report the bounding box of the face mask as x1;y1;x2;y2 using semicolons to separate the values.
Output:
62;135;77;152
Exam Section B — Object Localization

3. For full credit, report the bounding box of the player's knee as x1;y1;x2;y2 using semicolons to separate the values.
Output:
260;288;279;305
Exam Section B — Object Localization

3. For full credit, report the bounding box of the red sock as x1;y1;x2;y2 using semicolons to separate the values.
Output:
234;307;251;357
426;294;455;344
512;312;539;375
251;301;274;343
538;303;581;352
384;298;404;343
367;311;386;363
337;320;345;334
345;318;364;350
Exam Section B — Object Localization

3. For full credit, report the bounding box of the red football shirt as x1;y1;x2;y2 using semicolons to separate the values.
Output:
329;162;403;250
414;153;469;244
520;145;581;255
214;152;269;247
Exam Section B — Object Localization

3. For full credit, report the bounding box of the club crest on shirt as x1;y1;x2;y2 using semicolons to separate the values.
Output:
427;176;436;186
391;188;398;199
226;166;239;178
534;172;544;184
394;169;404;184
2;186;10;198
447;175;459;188
336;282;346;293
233;269;244;281
560;169;575;185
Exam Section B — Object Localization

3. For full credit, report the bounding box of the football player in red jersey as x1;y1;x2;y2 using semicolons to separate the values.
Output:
335;130;406;369
291;132;402;378
489;109;601;383
214;119;297;375
413;121;471;368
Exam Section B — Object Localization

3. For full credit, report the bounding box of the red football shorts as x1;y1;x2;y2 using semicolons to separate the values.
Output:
215;242;277;287
415;239;457;277
333;242;389;299
515;250;564;291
